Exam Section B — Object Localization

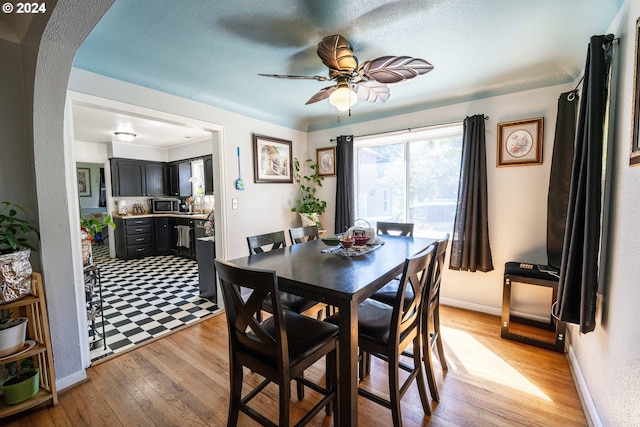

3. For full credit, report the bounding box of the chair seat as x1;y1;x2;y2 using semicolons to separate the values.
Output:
261;292;322;314
326;299;394;345
370;281;415;307
504;262;559;282
249;311;338;367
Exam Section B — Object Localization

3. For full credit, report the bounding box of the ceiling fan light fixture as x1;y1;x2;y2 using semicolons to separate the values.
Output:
329;82;357;112
114;131;136;142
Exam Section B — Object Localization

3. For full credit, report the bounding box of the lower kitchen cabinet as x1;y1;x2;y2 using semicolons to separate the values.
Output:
114;217;154;259
154;217;171;255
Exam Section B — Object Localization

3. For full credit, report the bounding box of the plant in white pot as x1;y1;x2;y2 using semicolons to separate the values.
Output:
0;201;39;304
291;158;327;228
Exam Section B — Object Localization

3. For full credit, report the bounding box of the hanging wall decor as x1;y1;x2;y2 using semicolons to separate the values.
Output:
252;134;293;183
497;117;544;167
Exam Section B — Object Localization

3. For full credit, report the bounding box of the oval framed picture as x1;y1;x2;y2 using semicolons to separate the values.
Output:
497;117;544;167
316;146;336;177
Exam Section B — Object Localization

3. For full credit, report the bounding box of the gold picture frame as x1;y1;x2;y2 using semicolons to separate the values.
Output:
316;147;336;177
497;118;544;167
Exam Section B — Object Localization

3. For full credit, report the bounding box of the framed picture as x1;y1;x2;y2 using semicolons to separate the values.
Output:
77;168;92;197
252;134;293;183
497;118;544;167
631;17;640;166
316;146;336;177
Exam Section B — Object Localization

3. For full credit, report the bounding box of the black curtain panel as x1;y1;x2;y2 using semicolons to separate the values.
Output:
99;167;106;208
335;135;354;234
554;34;615;334
449;114;493;272
547;90;579;270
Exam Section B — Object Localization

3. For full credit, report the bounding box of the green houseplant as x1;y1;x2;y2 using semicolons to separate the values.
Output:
1;359;39;405
0;201;40;304
291;158;327;228
80;214;115;242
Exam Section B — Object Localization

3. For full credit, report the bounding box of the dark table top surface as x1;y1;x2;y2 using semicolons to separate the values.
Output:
227;235;436;303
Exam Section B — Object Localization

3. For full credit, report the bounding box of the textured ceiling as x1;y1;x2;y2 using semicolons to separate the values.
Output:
72;0;623;132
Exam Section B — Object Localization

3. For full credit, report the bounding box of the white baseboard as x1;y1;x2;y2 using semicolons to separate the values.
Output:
56;369;87;392
440;297;501;316
565;332;602;427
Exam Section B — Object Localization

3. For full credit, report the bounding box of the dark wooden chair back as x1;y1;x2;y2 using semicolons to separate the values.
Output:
427;234;449;312
246;230;286;255
377;221;415;237
215;259;287;370
289;225;319;244
391;246;435;348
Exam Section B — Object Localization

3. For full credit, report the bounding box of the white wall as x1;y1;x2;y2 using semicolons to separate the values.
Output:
308;83;571;315
567;2;640;425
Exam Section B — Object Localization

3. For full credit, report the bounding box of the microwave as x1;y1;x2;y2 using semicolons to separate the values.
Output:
151;198;180;213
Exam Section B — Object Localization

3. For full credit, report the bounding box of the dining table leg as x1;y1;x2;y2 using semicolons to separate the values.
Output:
337;298;359;427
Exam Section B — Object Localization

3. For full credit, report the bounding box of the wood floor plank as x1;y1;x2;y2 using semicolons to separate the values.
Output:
1;306;587;426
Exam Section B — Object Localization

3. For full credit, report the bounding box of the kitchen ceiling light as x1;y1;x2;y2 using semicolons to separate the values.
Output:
114;132;136;142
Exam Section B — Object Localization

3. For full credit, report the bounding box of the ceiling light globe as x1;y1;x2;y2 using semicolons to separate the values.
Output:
114;132;136;142
329;85;357;112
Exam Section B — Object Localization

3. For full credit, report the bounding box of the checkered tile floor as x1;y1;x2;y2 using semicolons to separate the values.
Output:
88;243;219;362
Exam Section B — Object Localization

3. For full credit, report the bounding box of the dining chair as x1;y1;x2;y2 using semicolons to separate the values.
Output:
422;233;449;402
247;230;287;254
247;231;326;319
289;226;320;244
376;221;414;237
215;259;339;427
326;246;436;425
367;234;449;402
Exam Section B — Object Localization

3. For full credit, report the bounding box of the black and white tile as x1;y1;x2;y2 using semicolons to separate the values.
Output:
89;243;218;362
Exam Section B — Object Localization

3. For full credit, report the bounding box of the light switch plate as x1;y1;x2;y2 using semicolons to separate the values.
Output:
232;198;238;209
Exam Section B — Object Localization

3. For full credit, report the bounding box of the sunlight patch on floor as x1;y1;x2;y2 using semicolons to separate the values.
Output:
442;326;552;402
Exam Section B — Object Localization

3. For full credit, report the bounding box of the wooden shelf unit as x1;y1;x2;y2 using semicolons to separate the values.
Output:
0;273;57;418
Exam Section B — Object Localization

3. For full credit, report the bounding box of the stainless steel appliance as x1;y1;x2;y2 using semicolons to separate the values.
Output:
151;198;180;214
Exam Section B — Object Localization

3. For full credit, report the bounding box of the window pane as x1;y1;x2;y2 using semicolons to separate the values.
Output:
408;136;462;237
354;124;462;238
356;143;405;227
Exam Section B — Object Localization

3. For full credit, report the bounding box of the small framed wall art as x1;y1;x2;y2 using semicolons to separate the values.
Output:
497;117;544;167
77;167;91;197
252;134;293;183
316;146;336;177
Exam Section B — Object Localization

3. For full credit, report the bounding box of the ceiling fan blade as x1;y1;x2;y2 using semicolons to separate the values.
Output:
258;73;331;81
305;85;337;105
359;56;434;84
354;81;390;104
317;35;358;74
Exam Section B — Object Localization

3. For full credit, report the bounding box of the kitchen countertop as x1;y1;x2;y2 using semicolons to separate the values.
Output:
112;212;210;220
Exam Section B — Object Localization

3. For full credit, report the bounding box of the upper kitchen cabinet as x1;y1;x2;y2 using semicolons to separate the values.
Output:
178;161;192;197
111;158;167;197
204;155;214;195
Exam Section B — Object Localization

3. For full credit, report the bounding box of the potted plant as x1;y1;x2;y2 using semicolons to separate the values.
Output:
80;214;115;266
291;158;327;228
0;316;28;358
0;201;39;304
1;359;40;405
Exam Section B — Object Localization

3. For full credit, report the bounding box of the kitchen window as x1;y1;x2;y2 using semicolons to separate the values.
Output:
354;123;463;238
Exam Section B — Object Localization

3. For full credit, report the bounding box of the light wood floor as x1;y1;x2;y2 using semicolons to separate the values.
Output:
3;306;587;426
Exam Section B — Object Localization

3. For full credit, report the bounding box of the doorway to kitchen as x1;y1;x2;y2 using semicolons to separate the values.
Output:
70;93;228;365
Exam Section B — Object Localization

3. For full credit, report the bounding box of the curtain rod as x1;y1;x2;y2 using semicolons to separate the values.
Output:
329;116;489;142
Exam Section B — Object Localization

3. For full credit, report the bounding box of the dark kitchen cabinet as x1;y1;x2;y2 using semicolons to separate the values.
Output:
145;162;167;196
111;159;144;197
204;155;214;195
111;158;167;197
154;217;171;254
167;163;179;196
114;217;154;259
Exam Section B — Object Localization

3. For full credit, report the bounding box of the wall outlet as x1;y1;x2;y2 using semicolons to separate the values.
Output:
232;198;238;209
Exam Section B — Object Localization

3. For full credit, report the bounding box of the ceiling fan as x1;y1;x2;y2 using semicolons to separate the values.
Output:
259;34;434;113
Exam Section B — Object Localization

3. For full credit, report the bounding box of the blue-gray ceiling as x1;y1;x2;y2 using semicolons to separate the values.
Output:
73;0;623;132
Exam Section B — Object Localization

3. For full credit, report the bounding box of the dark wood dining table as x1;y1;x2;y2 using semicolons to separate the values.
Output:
226;234;435;426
